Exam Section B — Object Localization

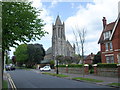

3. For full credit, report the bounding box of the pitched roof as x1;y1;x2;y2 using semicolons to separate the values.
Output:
55;15;62;25
84;53;95;61
104;22;115;32
98;21;115;44
46;47;52;54
110;13;120;40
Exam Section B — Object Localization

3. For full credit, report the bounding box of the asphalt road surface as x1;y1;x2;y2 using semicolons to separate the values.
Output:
7;69;111;88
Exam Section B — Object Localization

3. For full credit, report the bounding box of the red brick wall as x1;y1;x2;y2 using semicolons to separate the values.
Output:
101;20;120;63
112;20;120;63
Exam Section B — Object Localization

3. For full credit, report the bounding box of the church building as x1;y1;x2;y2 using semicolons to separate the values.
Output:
44;15;75;60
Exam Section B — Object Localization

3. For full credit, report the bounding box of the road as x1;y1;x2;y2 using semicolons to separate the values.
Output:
7;69;111;88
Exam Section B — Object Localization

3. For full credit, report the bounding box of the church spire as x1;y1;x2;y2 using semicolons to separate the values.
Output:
55;15;62;25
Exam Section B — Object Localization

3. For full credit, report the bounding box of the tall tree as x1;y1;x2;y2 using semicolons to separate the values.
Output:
26;44;45;67
1;2;47;88
34;44;45;64
14;44;28;66
73;26;86;77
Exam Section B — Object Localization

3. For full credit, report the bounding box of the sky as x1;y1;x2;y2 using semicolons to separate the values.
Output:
9;0;119;57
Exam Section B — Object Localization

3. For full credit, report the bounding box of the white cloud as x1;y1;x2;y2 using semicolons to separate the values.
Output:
49;0;58;8
65;0;119;55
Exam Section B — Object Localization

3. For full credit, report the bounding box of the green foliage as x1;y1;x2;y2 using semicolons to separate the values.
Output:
3;80;8;89
108;83;120;86
14;44;28;64
2;2;48;51
14;43;45;67
27;44;45;65
50;60;55;65
72;77;103;82
58;65;66;67
58;64;83;68
68;64;83;67
97;63;117;68
42;72;69;77
93;51;101;64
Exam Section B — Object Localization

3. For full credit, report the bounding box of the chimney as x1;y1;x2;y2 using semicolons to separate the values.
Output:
102;17;107;29
118;1;120;14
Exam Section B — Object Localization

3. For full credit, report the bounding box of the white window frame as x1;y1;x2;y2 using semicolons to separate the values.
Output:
105;43;108;51
104;31;111;40
106;56;114;63
109;42;113;50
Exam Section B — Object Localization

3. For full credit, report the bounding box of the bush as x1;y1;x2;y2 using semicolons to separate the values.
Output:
58;65;66;67
97;63;117;68
58;64;83;68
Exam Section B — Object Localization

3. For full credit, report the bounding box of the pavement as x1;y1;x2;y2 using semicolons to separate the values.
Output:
33;69;120;88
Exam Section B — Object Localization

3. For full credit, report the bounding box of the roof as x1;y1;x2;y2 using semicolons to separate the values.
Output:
104;22;115;32
84;54;95;61
40;59;50;64
46;47;52;55
110;13;120;40
98;21;115;44
55;15;62;25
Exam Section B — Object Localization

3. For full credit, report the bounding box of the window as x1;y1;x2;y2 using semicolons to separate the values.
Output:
105;43;108;51
105;42;113;51
104;31;111;40
106;56;114;63
110;42;113;50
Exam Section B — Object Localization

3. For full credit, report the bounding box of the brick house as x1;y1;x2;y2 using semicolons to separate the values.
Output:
84;53;95;64
98;13;120;63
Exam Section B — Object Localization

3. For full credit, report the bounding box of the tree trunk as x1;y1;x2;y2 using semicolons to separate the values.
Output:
0;50;4;89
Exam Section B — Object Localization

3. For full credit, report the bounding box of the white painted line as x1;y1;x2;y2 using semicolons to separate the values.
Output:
7;73;17;90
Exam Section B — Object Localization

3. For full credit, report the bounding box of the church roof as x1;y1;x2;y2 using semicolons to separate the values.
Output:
55;15;62;25
46;47;52;55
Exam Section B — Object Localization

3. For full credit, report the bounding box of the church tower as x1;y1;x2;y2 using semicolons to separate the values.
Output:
52;15;66;59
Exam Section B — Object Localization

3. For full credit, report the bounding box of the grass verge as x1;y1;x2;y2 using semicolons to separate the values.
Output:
3;80;8;89
42;72;69;77
72;77;103;83
108;83;120;87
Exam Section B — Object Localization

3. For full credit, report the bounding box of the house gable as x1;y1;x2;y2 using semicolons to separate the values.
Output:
110;13;120;40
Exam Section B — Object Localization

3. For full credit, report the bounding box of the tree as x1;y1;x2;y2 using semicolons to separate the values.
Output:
1;2;47;87
14;44;28;66
21;44;45;67
56;55;65;65
73;54;81;64
72;26;86;77
33;44;45;64
93;51;101;64
64;56;73;64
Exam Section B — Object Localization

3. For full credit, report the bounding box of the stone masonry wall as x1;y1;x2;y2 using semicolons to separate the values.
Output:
96;68;118;77
58;67;84;74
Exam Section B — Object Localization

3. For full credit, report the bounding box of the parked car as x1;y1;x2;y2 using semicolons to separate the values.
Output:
5;65;11;71
5;64;15;71
40;66;51;71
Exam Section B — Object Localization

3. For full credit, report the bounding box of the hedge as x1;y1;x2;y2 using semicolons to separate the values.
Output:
58;64;83;68
97;63;117;68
